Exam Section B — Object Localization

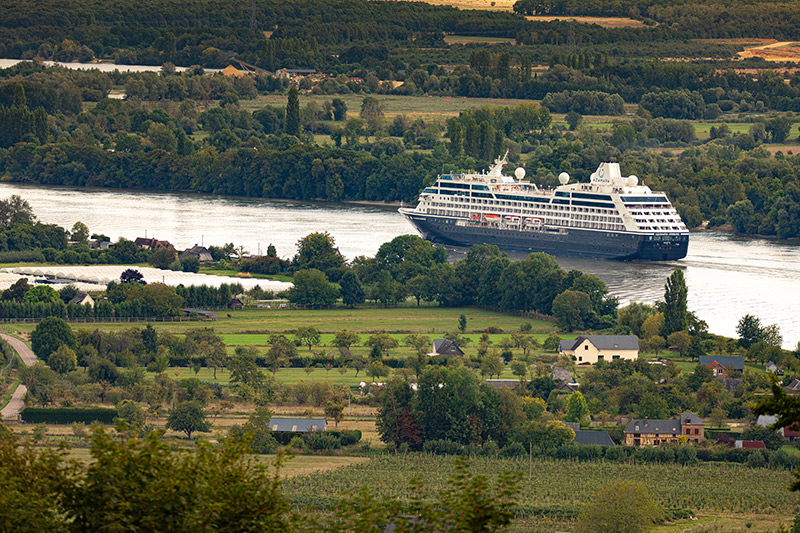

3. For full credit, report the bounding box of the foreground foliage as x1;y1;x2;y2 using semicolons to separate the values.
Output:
0;424;521;532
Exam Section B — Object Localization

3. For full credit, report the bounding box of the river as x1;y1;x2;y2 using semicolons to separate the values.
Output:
1;182;798;349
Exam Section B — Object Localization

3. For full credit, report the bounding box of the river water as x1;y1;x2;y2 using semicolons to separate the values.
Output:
1;182;798;349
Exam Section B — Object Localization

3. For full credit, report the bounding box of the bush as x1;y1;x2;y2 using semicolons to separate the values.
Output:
499;441;526;458
303;432;341;452
423;439;464;455
20;407;118;424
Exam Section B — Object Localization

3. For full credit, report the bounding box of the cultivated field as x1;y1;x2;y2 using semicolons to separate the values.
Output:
282;454;796;532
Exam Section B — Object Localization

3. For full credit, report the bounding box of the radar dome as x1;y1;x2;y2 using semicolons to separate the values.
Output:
626;175;638;187
558;172;570;185
515;167;526;180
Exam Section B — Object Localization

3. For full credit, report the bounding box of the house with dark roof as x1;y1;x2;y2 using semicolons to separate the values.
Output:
624;412;704;447
766;361;784;375
228;297;244;310
269;417;326;433
554;381;580;393
565;422;615;446
69;292;94;307
134;237;173;250
559;335;639;365
699;356;744;378
428;338;464;358
179;245;214;263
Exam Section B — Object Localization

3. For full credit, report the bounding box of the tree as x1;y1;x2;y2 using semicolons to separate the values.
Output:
552;290;594;331
366;333;399;358
737;314;764;349
339;271;365;307
182;256;200;273
667;330;691;356
287;269;338;306
120;268;145;284
577;480;663;533
48;345;77;374
508;419;574;449
266;334;297;375
22;285;60;304
479;352;503;379
765;116;792;143
458;314;467;333
285;87;300;136
294;232;345;273
70;221;89;245
0;195;35;227
366;361;390;382
324;401;345;428
565;111;582;130
31;317;76;363
229;346;266;390
360;96;385;131
331;98;347;121
662;269;688;336
166;401;211;439
564;391;589;423
1;277;30;301
295;326;321;351
741;425;785;451
150;247;177;269
333;330;360;352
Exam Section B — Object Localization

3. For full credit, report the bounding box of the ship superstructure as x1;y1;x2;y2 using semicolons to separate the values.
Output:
398;154;689;260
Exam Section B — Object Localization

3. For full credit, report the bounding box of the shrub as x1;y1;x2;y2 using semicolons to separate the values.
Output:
21;407;118;424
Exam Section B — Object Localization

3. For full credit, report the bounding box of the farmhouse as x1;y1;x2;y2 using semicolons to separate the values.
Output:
68;292;94;307
559;335;639;365
179;245;213;263
428;338;464;358
134;237;173;250
699;355;744;378
624;412;704;447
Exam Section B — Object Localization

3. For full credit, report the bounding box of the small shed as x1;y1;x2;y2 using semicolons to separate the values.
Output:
228;297;244;310
179;245;214;263
736;440;767;450
69;293;94;307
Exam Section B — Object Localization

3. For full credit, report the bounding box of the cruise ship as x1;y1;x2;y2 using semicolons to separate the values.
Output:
398;154;689;260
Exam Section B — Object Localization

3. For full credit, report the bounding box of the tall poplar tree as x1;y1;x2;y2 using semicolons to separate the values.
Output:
285;87;300;136
662;269;688;336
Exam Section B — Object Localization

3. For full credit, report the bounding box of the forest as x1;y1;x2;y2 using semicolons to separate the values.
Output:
0;0;799;238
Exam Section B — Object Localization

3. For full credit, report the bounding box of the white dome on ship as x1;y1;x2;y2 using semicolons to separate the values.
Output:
626;175;638;187
515;167;526;180
558;172;570;185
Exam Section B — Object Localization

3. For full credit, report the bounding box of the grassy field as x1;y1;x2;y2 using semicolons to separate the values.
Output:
2;307;553;337
281;454;796;532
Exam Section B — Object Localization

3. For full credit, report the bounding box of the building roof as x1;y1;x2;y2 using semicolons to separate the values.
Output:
737;440;767;449
786;378;800;393
698;355;744;371
625;419;681;435
269;417;326;433
68;292;92;305
429;338;464;357
560;335;639;352
625;412;703;435
574;429;616;446
485;379;518;390
179;245;214;262
134;237;173;250
680;412;704;425
551;366;574;382
554;381;579;393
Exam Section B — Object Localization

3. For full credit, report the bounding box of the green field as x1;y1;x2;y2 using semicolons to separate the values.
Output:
4;307;554;337
282;454;796;532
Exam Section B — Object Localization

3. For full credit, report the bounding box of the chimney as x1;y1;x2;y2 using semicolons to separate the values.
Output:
645;416;648;425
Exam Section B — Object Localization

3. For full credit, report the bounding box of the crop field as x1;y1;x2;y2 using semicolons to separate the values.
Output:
241;94;530;122
282;454;796;532
524;15;647;28
443;35;516;44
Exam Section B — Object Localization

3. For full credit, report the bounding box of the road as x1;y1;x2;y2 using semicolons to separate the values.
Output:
0;333;38;422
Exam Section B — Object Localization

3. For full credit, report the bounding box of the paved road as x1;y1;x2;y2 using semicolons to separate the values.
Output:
0;333;38;422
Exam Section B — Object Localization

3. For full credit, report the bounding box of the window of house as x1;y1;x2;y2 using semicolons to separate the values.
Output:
585;345;589;350
612;355;620;360
597;355;604;361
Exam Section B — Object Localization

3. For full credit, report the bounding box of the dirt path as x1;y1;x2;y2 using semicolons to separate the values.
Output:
0;333;38;422
738;41;800;62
